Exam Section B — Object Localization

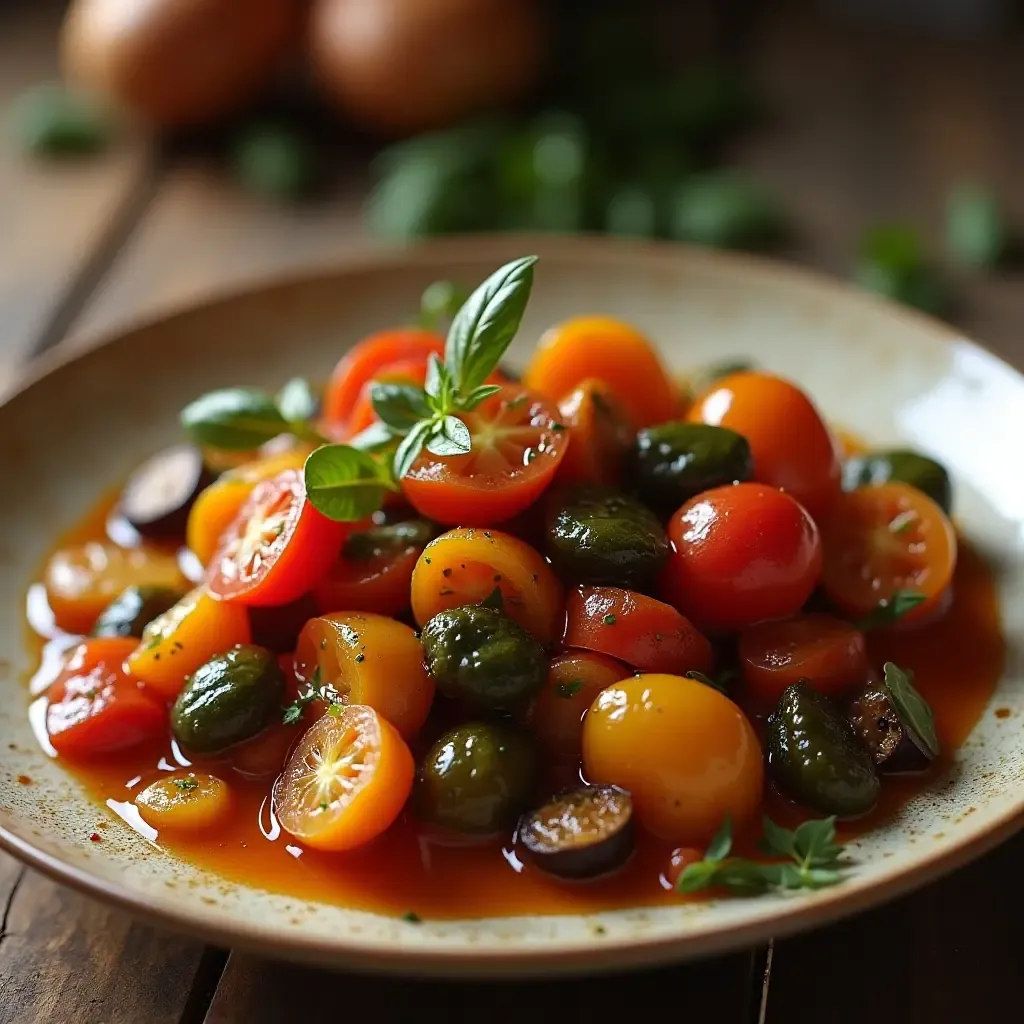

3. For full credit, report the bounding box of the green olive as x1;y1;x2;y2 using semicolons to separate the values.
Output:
91;585;187;639
420;604;546;711
415;722;538;835
629;422;753;516
342;519;436;562
767;682;880;818
545;485;669;588
842;449;952;513
171;645;285;755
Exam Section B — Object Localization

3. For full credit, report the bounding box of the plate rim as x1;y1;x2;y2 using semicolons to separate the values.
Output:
2;233;1022;977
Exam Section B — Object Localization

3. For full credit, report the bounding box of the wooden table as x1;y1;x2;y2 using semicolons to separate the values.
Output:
2;2;1023;1021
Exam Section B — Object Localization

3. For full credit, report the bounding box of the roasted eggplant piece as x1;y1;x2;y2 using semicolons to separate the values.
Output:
121;443;212;539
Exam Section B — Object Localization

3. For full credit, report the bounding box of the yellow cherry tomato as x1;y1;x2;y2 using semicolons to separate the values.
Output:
294;612;434;739
135;773;233;833
410;528;563;644
582;674;764;845
186;448;310;565
127;586;251;701
44;542;187;635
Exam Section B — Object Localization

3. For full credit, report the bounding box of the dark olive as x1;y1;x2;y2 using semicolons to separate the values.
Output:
120;444;212;540
91;585;187;639
342;519;437;562
842;448;952;514
545;485;669;588
767;681;880;818
420;604;546;711
171;645;285;755
847;684;932;775
517;785;634;880
415;722;538;835
629;422;753;516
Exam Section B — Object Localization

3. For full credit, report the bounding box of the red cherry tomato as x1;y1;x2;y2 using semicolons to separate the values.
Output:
738;614;868;704
322;328;445;430
563;585;713;675
662;482;822;633
689;371;842;520
400;387;568;526
206;469;347;606
554;379;632;488
46;638;165;758
821;482;957;625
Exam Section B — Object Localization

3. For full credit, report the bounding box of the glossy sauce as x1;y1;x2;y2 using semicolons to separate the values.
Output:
24;491;1005;920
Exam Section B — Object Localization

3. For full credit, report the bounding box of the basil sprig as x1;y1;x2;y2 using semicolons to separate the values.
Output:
181;379;323;450
301;255;538;522
883;661;940;760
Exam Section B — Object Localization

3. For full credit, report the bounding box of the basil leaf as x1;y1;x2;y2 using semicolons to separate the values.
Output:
883;661;940;759
459;383;503;411
445;255;538;393
677;861;719;893
348;421;395;452
425;415;471;457
857;588;926;629
371;383;431;431
704;816;733;863
181;387;287;450
792;816;838;865
685;669;728;696
424;354;447;401
276;377;318;423
760;816;797;859
304;445;389;522
803;867;844;888
393;420;432;479
418;279;470;330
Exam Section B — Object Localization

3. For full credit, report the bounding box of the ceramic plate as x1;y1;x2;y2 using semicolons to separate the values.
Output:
1;236;1022;977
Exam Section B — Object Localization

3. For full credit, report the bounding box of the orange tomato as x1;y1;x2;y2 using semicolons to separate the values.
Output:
662;483;822;633
322;328;445;430
521;650;631;763
401;387;568;526
187;448;311;565
136;773;234;833
273;704;414;852
582;674;764;844
294;612;434;739
738;614;869;704
563;585;713;676
44;542;187;636
554;379;632;488
127;586;251;701
46;638;165;758
410;528;563;644
523;316;680;429
688;371;842;521
821;482;957;624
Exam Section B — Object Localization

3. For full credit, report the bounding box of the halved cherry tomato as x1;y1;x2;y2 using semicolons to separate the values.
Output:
313;519;433;618
564;585;713;675
46;638;164;757
206;469;347;606
410;527;563;643
127;586;251;700
135;773;234;833
521;650;631;763
688;371;842;520
273;704;414;852
44;542;187;636
524;316;680;428
186;448;311;565
662;483;822;633
554;379;632;488
821;482;957;625
401;387;568;526
322;328;445;430
294;612;434;739
738;614;869;704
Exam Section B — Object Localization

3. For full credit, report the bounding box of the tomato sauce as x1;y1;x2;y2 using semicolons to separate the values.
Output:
24;491;1005;920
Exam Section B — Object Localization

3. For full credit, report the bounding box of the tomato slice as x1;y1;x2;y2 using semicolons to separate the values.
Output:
738;614;869;704
554;379;632;488
563;585;713;675
821;481;957;624
46;638;165;757
273;704;414;852
206;469;347;606
322;328;445;430
401;387;568;526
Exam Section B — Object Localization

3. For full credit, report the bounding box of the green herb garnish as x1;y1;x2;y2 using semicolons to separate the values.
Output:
402;911;423;924
172;778;199;792
603;613;617;625
555;678;585;699
181;384;324;451
677;815;848;896
282;674;343;725
856;588;926;629
946;184;1007;270
883;661;940;759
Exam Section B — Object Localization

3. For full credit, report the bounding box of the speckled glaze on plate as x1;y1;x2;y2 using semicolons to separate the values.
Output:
1;236;1022;978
